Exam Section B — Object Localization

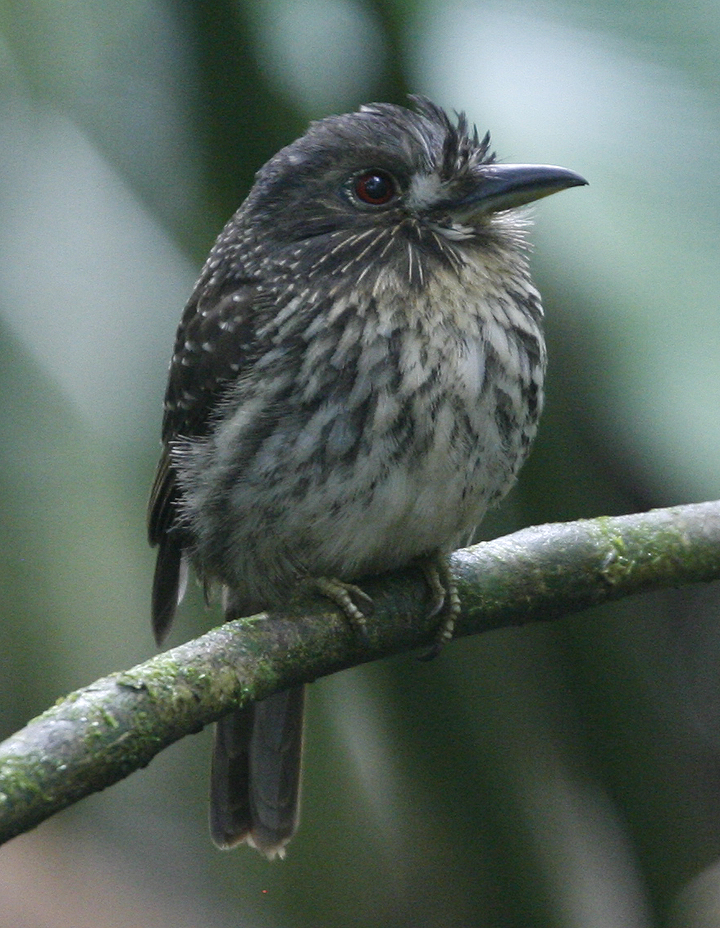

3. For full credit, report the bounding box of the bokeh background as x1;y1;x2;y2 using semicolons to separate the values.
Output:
1;1;720;926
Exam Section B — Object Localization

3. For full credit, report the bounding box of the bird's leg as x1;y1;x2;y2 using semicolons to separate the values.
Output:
419;552;461;660
308;577;375;637
310;553;460;656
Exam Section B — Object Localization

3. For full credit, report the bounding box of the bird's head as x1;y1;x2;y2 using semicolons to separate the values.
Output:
239;97;586;287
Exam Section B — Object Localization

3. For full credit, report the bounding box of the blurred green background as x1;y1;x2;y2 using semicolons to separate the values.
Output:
1;1;720;926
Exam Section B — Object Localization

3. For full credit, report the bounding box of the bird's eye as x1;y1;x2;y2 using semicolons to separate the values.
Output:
353;170;397;206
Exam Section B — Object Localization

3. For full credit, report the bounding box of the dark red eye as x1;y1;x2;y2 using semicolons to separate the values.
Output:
353;170;397;205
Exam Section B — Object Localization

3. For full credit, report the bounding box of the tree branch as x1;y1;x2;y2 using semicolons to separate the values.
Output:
1;500;719;846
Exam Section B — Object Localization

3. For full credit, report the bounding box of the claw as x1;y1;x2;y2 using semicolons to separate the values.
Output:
309;576;375;639
419;553;461;660
308;553;460;658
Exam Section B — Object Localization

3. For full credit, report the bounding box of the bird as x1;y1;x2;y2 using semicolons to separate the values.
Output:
147;96;586;859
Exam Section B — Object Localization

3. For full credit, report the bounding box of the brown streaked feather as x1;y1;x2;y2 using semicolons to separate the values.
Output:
161;281;263;442
147;281;266;640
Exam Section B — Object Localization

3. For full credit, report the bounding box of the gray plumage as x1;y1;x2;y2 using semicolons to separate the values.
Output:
148;96;585;858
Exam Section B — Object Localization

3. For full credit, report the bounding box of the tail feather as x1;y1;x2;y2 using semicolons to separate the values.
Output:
210;686;305;859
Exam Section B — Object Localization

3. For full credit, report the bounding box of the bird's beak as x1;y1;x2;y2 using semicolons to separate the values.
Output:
449;164;587;217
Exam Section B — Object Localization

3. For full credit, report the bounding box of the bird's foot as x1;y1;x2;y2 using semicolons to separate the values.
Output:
419;552;461;661
309;576;375;638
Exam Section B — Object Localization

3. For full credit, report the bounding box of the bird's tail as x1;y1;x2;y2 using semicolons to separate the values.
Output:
209;685;305;859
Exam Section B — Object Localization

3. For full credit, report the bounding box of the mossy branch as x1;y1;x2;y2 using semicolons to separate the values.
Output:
1;500;719;845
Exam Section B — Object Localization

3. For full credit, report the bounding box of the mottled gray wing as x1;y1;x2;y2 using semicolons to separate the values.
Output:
147;273;262;642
